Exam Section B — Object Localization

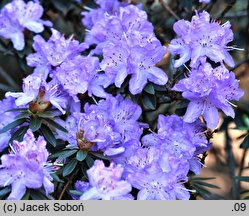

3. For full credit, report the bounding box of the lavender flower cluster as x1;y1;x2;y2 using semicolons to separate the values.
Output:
0;129;53;200
169;11;244;129
0;0;244;200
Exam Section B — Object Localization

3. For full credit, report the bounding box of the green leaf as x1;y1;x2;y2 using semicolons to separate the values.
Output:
30;190;47;200
0;187;11;198
179;0;193;10
29;117;42;132
69;190;83;196
241;190;249;195
144;83;155;95
76;150;87;162
192;185;212;200
51;0;73;15
50;173;64;183
43;118;68;133
36;111;58;118
191;177;216;182
142;94;156;110
49;149;78;160
86;156;94;168
22;190;30;200
235;176;249;182
37;189;55;200
9;126;29;143
90;152;111;161
5;108;28;113
14;111;30;120
193;181;220;189
40;125;57;147
240;135;249;149
0;118;26;134
242;115;249;128
63;159;78;177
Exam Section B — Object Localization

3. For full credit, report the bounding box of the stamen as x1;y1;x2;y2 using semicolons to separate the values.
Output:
226;99;237;107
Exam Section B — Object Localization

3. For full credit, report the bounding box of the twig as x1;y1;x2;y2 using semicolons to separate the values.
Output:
0;83;17;92
202;0;218;13
231;55;249;72
58;169;78;200
224;11;248;18
238;148;248;177
237;147;248;195
217;0;237;20
159;0;180;20
224;123;240;199
0;66;19;89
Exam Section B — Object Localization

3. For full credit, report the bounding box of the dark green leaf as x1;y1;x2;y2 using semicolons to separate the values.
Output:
142;94;156;110
50;173;64;183
40;125;57;147
193;181;220;189
51;0;73;15
9;126;29;143
0;187;11;198
86;156;94;168
242;115;249;128
192;185;212;200
240;135;249;149
69;190;83;196
37;188;55;200
36;111;59;118
5;108;28;113
29;117;42;132
235;176;249;182
144;83;155;95
15;111;31;120
191;177;216;182
63;159;78;177
49;149;77;160
179;0;193;10
76;150;87;162
30;190;47;200
43;118;68;133
0;118;26;134
90;152;111;161
22;190;30;200
80;163;88;179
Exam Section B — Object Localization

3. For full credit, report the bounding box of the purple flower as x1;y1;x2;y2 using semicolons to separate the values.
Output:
26;28;88;77
6;74;41;106
173;63;244;128
0;98;21;151
199;0;210;3
83;4;168;94
128;162;190;200
110;114;209;199
79;160;132;200
6;74;69;114
59;95;146;156
0;0;52;50
0;129;54;200
169;11;235;68
82;0;124;29
142;114;209;175
54;55;111;101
